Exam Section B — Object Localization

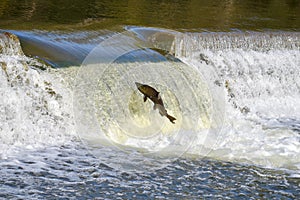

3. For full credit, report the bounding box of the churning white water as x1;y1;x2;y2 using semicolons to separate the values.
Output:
173;32;300;170
1;30;300;172
0;28;299;199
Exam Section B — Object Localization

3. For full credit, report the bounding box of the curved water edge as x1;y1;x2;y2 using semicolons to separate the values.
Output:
3;30;116;67
0;28;300;174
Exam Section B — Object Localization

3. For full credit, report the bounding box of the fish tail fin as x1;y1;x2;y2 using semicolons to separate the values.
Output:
166;114;176;124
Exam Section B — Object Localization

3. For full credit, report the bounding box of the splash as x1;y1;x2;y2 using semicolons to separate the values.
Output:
1;29;299;172
73;30;224;161
173;31;300;171
0;32;75;158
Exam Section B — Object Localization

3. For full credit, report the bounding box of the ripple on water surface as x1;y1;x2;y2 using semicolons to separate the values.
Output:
0;144;299;199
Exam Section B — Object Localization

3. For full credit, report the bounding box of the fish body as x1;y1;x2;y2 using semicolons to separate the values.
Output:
135;82;176;124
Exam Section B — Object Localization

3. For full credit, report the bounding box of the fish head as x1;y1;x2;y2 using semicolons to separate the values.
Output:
135;82;158;97
135;82;148;94
135;82;146;93
135;82;143;88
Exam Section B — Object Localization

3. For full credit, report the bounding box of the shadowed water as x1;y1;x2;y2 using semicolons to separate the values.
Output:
0;0;299;31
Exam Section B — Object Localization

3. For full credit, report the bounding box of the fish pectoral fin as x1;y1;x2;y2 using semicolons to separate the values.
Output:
143;95;147;102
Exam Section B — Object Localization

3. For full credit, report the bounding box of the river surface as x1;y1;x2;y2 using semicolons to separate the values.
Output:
0;0;300;199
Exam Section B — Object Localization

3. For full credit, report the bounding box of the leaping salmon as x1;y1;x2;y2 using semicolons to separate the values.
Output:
135;82;176;124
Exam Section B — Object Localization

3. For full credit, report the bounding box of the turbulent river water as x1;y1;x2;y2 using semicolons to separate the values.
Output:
1;0;300;199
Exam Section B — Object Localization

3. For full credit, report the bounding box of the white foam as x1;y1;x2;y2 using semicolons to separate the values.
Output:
0;33;75;157
3;30;299;173
174;32;300;171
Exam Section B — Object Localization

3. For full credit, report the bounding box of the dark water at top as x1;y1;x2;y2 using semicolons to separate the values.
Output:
0;0;299;31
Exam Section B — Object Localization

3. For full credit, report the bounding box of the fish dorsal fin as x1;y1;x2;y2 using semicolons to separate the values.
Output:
157;93;161;99
143;95;147;102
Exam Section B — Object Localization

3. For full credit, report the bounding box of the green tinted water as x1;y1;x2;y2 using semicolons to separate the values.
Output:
0;0;299;31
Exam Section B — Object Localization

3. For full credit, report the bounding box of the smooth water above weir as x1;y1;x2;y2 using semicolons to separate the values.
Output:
0;0;299;31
